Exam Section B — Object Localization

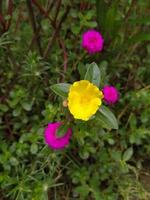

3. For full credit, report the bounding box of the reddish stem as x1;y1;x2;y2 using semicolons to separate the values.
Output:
5;0;13;31
43;5;70;59
26;0;43;56
59;38;67;74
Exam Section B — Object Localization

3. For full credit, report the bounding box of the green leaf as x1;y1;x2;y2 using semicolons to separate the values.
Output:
9;157;19;166
96;0;119;38
99;60;108;69
30;143;38;154
129;17;150;25
12;108;21;117
75;184;89;199
123;147;133;161
97;105;118;130
96;0;107;31
104;1;118;37
50;83;71;98
84;62;101;87
110;150;121;162
72;26;81;35
78;63;87;79
92;189;102;200
128;33;150;44
0;104;9;112
56;124;69;137
22;101;33;111
87;21;97;28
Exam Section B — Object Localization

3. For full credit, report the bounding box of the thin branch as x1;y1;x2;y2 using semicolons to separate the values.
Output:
4;115;14;139
53;0;62;26
124;0;137;23
43;5;70;59
59;38;67;73
0;13;5;31
14;4;23;32
0;1;5;33
32;0;54;25
26;0;43;56
46;0;56;14
5;0;13;31
59;38;67;82
0;0;2;13
118;104;129;120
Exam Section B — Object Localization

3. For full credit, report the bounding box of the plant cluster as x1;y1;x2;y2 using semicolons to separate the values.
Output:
0;0;150;200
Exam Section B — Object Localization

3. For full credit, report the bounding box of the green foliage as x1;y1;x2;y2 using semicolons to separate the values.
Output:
123;147;133;162
84;62;101;87
50;83;71;98
98;105;118;130
0;0;150;200
56;124;69;137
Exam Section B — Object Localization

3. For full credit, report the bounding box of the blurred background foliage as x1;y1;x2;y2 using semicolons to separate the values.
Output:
0;0;150;199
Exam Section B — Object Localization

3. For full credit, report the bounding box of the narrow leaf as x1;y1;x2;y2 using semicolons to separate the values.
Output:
50;83;71;98
84;62;101;87
128;33;150;44
104;1;118;37
96;0;107;31
129;17;150;25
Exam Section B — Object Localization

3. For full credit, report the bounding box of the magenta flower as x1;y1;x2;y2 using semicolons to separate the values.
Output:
44;122;72;150
102;86;119;104
82;29;104;54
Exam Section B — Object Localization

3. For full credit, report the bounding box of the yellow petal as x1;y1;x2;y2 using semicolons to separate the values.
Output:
68;80;103;121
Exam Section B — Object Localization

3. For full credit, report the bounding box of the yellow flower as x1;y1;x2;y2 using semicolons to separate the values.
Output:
68;80;103;121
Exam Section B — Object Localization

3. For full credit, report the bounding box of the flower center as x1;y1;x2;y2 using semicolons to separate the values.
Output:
80;95;90;105
89;37;97;43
